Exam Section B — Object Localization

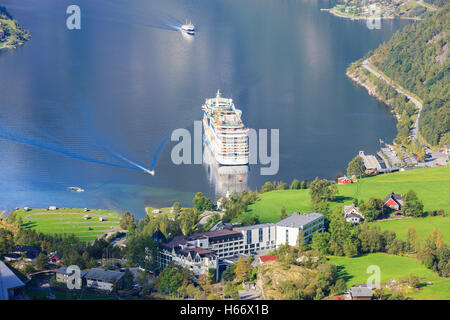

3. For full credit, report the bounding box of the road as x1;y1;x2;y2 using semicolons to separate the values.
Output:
362;59;423;142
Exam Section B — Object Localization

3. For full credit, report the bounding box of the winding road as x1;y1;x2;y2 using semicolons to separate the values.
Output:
362;58;423;142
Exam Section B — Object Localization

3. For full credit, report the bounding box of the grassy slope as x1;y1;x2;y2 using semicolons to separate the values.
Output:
328;253;442;287
407;280;450;300
242;166;450;223
371;216;450;245
12;208;121;242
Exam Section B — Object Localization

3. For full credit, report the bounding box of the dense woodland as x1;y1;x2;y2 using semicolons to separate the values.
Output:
371;4;449;147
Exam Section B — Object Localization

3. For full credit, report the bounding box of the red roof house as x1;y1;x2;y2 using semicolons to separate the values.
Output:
259;255;277;263
48;252;62;264
384;192;403;211
337;176;352;184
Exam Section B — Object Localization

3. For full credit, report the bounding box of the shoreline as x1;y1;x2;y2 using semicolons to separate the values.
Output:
324;7;423;21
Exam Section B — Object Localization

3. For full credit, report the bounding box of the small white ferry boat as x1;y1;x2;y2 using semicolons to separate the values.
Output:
68;186;85;192
181;20;195;35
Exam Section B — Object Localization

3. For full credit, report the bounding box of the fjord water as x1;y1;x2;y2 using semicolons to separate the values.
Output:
0;0;411;217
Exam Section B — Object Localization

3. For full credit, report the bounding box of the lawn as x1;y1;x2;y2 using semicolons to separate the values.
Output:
407;280;450;300
328;253;442;288
241;166;450;223
371;216;450;246
11;208;122;242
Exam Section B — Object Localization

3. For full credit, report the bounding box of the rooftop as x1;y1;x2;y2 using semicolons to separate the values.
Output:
351;286;373;297
259;255;277;263
235;223;274;231
276;212;324;228
0;261;25;300
84;268;124;282
55;266;87;277
161;229;243;250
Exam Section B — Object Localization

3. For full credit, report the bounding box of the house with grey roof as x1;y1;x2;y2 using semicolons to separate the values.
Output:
350;285;373;300
55;266;87;287
343;204;365;224
84;268;124;292
0;260;25;300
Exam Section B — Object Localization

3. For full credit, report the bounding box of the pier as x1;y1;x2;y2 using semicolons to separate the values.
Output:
359;151;382;170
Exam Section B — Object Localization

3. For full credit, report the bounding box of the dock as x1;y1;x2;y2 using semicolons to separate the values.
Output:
359;151;382;170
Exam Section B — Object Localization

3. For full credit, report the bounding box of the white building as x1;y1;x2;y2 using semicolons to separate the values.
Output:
275;212;325;246
343;204;365;224
235;223;277;254
84;268;124;292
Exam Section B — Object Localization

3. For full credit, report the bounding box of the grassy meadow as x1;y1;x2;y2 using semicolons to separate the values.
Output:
11;208;121;242
241;166;450;223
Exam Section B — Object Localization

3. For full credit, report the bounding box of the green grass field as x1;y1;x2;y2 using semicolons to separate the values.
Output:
241;166;450;223
371;216;450;246
407;280;450;300
328;253;442;288
11;208;122;242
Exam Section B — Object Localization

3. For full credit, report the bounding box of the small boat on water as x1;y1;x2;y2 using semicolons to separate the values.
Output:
68;186;85;192
181;20;195;35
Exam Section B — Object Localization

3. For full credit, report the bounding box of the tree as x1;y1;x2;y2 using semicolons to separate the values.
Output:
260;181;275;193
347;156;365;178
280;206;288;220
359;197;384;221
222;264;236;282
290;179;301;190
193;192;214;213
0;229;14;255
234;256;253;283
126;233;159;272
408;274;420;288
406;226;417;253
178;208;198;235
333;278;347;294
297;230;306;251
312;232;330;254
300;179;309;189
402;190;424;217
36;252;48;270
120;211;137;230
223;281;239;299
122;269;134;291
172;202;182;215
309;178;338;205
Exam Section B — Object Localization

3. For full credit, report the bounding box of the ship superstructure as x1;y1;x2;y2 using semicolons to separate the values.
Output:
202;90;249;165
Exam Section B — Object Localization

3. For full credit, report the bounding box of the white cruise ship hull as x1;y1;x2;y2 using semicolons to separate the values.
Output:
202;90;249;166
203;122;248;166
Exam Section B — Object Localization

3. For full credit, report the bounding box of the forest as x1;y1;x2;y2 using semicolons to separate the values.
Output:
370;4;449;147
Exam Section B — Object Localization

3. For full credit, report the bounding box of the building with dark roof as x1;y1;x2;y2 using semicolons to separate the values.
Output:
0;261;25;300
350;286;373;300
157;212;324;278
12;245;41;261
384;192;403;211
55;266;87;287
84;268;124;292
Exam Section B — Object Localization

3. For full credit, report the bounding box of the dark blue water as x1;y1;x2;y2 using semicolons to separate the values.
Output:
0;0;411;217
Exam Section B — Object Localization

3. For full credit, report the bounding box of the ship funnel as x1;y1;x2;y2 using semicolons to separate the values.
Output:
216;89;221;98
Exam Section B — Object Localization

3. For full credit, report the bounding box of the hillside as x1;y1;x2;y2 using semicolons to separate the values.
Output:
241;166;450;223
0;6;30;49
370;4;449;147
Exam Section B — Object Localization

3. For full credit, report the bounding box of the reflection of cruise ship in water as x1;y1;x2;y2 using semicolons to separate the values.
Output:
203;144;248;198
202;90;249;166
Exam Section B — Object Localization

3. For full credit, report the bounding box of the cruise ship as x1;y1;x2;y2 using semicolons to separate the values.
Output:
202;90;249;165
